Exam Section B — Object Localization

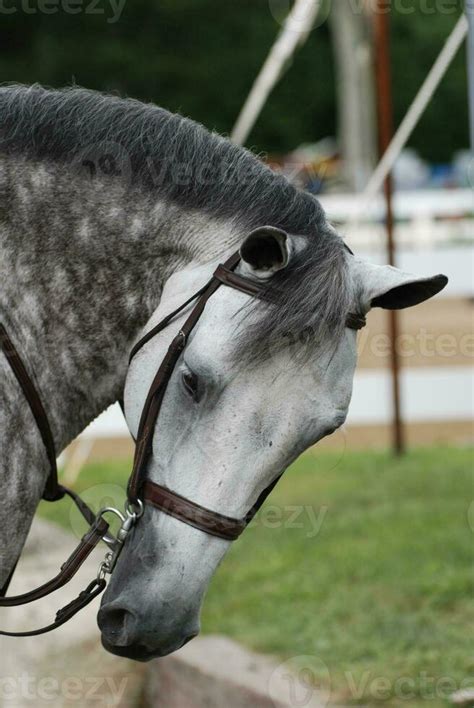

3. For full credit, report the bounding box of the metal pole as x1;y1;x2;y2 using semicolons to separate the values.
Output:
351;15;468;227
467;0;474;151
373;5;404;455
231;0;321;145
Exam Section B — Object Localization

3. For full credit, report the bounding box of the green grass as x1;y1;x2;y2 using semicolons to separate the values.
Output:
39;446;474;706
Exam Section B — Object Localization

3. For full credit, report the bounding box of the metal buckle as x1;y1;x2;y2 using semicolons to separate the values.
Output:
96;507;126;548
124;498;144;520
96;500;144;580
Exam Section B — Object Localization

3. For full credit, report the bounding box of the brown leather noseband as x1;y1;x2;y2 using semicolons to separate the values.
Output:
0;250;365;635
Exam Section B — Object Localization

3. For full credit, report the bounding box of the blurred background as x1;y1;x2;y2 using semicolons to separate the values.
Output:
1;1;472;706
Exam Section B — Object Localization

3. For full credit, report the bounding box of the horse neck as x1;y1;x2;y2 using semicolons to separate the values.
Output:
1;154;237;451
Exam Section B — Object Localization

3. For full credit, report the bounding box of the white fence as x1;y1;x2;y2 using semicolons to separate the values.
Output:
320;188;473;251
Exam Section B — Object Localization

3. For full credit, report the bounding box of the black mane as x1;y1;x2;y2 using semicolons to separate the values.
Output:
0;84;351;360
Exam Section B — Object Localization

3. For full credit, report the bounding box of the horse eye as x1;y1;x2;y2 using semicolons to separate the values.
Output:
182;370;199;399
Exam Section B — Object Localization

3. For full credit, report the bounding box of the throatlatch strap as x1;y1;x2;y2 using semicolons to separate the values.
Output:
0;325;101;524
0;324;112;621
0;323;62;502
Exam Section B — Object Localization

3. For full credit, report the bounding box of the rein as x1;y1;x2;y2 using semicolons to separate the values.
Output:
0;251;365;636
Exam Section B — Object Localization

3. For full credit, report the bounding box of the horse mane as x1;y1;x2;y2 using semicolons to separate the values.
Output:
0;83;351;361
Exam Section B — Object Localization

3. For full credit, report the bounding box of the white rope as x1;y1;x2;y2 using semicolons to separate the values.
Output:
231;0;321;146
351;14;468;226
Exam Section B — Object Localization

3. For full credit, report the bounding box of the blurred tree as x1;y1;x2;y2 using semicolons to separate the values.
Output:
0;0;467;162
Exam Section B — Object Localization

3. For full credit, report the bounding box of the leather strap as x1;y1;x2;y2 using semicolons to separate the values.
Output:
143;471;284;542
0;559;19;598
127;252;241;504
128;282;210;363
144;481;247;541
0;326;104;522
0;325;113;630
0;323;62;501
213;264;272;300
214;265;366;329
0;517;109;637
61;485;103;529
0;579;106;637
0;484;110;601
0;517;108;607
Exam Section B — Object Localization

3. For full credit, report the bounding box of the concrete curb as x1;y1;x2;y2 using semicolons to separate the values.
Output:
146;635;331;708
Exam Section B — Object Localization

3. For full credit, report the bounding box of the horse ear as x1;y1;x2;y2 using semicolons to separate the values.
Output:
354;258;448;311
240;226;290;277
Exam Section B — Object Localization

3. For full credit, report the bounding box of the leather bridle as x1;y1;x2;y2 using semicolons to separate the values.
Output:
0;250;365;636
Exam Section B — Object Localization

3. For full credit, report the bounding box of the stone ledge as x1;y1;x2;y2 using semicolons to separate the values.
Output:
146;635;331;708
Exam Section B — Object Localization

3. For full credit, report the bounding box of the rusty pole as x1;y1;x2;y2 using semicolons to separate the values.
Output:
373;5;404;455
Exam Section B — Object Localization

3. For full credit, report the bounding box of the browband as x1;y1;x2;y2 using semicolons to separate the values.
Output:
214;264;366;330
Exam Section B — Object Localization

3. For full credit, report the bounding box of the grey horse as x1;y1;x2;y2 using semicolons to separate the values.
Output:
0;85;447;660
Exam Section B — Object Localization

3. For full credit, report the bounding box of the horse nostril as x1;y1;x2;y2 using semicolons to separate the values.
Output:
98;605;137;647
182;631;198;648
